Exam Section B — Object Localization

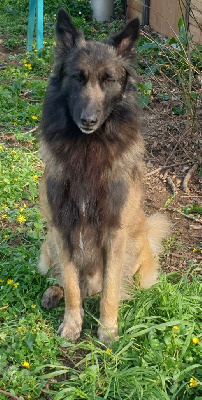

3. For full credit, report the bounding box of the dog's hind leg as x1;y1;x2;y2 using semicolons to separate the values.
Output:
135;244;159;289
38;239;50;276
134;214;170;288
41;285;64;309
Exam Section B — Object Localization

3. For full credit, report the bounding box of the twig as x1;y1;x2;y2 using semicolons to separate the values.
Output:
168;208;202;224
147;162;188;177
182;163;198;193
166;176;177;195
0;389;21;400
21;126;38;135
58;346;77;367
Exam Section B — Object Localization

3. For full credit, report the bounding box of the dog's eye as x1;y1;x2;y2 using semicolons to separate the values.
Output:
72;73;86;83
102;74;115;86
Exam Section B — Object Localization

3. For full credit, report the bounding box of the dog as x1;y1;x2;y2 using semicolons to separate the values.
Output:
38;9;170;345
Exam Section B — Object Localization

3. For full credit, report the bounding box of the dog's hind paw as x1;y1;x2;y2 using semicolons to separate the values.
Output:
98;325;119;346
41;285;64;310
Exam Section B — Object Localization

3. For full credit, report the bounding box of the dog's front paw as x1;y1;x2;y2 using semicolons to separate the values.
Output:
98;325;119;346
58;313;82;341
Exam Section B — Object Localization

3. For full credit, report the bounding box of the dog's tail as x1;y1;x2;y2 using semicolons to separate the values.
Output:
146;213;171;257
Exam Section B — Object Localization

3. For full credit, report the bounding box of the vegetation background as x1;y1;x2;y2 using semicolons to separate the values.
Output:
0;0;201;399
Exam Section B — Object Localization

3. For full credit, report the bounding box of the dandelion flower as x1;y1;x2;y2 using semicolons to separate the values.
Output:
13;121;17;126
2;205;7;209
20;207;25;212
18;327;23;331
7;279;13;285
32;115;37;120
22;361;30;369
0;145;2;150
193;247;197;252
173;326;179;331
33;174;38;179
189;377;198;387
31;304;36;309
4;234;8;239
105;348;112;355
14;178;18;181
17;215;26;223
27;63;32;70
192;337;199;344
23;59;27;63
13;283;18;288
1;214;7;219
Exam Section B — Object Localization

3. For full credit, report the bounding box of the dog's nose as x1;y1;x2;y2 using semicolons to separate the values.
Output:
80;111;98;126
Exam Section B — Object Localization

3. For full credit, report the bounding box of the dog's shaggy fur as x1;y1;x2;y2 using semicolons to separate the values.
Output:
38;9;170;344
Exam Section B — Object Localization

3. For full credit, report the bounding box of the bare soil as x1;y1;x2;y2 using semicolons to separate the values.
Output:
142;88;202;274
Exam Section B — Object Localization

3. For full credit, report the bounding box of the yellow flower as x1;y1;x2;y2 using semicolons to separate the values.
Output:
0;279;4;283
33;174;38;179
27;63;32;70
18;327;23;331
24;63;28;67
2;205;7;209
31;304;36;309
192;337;199;344
32;115;37;120
17;215;26;223
53;41;56;45
22;361;30;369
13;283;18;288
14;178;18;181
7;279;13;285
23;59;27;63
189;377;198;387
173;326;179;331
13;121;17;126
193;247;197;252
4;235;8;239
1;214;7;219
105;348;112;355
20;207;25;212
0;145;2;149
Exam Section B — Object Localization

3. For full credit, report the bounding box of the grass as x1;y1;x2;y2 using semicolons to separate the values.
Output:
0;1;201;399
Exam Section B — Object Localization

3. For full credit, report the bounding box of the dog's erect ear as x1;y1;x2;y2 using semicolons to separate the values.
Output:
108;18;140;56
56;9;82;51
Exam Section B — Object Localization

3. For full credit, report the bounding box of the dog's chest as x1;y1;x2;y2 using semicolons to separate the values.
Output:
47;170;128;252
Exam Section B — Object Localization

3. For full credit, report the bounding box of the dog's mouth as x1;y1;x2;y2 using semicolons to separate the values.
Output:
78;124;99;135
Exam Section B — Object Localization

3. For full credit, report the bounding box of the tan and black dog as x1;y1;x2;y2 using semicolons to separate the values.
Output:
38;9;170;344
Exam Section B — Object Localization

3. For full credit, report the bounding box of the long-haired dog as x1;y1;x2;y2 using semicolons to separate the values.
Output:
38;9;170;344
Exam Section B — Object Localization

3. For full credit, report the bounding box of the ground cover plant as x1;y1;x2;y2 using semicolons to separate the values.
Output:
0;0;201;399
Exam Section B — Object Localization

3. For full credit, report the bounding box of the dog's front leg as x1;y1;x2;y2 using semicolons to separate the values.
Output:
98;231;126;345
53;229;83;341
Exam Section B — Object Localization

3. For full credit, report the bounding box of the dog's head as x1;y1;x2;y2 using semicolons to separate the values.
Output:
51;9;139;135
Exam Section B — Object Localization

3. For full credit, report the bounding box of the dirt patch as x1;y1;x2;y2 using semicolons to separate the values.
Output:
142;95;201;273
